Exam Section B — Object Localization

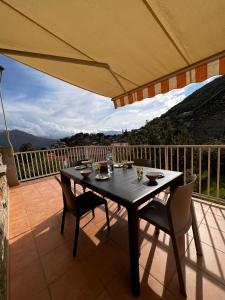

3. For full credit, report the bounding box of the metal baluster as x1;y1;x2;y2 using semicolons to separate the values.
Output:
154;147;156;168
38;151;44;176
164;147;167;169
216;147;220;199
25;152;31;179
20;153;27;180
51;150;56;173
170;147;173;170
177;147;179;171
15;154;22;181
46;150;51;174
159;147;162;169
198;147;202;195
42;150;48;175
184;147;186;184
53;149;59;172
34;152;40;177
207;147;211;196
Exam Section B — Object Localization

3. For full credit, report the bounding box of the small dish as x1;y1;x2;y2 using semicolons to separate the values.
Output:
80;169;92;178
122;161;134;168
95;174;110;181
146;171;164;185
146;172;164;180
74;165;87;170
157;173;164;179
114;163;123;168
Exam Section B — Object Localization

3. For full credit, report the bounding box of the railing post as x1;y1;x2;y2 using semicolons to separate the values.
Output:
198;147;202;195
85;146;89;160
216;147;220;199
184;147;186;184
111;145;114;162
207;147;211;196
0;147;19;186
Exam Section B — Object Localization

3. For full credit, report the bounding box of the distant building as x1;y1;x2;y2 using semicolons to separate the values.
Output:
50;141;67;148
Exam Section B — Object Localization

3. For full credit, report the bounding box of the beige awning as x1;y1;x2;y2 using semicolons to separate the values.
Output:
0;0;225;108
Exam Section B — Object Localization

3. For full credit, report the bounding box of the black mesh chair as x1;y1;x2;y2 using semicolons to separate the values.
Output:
55;176;110;256
138;175;202;297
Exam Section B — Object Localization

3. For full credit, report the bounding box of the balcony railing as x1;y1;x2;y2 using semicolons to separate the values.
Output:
14;145;225;204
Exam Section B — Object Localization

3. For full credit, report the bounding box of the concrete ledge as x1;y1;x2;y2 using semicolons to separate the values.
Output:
0;165;6;176
0;147;19;187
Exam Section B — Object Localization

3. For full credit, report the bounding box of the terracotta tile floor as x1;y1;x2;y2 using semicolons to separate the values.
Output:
9;177;225;300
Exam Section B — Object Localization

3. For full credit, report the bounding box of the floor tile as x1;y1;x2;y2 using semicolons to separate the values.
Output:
9;216;31;238
84;240;129;286
49;260;103;300
95;289;113;300
167;262;225;300
189;223;225;253
34;226;72;256
29;212;61;236
9;231;39;273
202;211;225;232
105;265;174;300
207;204;225;218
186;239;225;286
28;289;52;300
139;232;191;287
8;179;225;300
40;240;74;284
192;204;208;225
193;200;210;212
10;258;47;300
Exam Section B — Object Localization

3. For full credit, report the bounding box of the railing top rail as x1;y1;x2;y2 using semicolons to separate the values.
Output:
112;144;225;148
14;146;87;155
13;144;225;155
14;145;113;155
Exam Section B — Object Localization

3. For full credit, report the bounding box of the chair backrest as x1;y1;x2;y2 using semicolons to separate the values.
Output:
168;175;197;235
55;176;76;211
134;158;151;168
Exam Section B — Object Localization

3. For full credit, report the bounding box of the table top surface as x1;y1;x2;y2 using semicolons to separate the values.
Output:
61;167;183;207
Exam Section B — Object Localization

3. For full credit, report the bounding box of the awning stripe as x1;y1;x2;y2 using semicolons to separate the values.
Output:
113;56;225;108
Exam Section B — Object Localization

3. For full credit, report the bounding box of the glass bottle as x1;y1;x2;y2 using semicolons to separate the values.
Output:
106;150;114;173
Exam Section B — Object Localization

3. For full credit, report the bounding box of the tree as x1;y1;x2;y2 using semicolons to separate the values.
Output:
19;143;34;152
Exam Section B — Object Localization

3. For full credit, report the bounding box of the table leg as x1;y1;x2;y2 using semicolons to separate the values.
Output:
127;206;140;297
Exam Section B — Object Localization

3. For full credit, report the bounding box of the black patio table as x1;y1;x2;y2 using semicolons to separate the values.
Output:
61;166;183;297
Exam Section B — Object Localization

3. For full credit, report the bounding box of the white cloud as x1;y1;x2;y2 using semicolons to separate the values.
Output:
0;56;217;138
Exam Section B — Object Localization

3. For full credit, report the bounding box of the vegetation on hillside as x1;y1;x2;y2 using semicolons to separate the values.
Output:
60;120;193;146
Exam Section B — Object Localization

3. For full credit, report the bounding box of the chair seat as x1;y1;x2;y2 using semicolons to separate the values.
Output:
138;199;170;232
75;191;106;216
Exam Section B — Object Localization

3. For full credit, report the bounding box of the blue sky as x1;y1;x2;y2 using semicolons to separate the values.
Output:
0;54;214;138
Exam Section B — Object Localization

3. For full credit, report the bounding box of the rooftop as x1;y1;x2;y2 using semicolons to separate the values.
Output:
9;176;225;300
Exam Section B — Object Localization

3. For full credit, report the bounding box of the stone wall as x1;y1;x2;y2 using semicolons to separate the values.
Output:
0;153;8;300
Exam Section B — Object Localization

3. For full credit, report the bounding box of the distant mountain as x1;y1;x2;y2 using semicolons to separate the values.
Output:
61;75;225;146
0;129;57;151
160;75;225;143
